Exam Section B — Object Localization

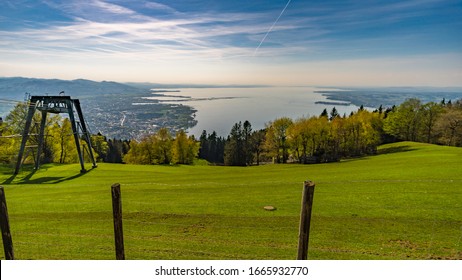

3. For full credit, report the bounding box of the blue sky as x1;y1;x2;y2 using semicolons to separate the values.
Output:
1;0;461;86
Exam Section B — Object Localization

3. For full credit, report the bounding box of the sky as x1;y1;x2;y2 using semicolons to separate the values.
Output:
0;0;461;86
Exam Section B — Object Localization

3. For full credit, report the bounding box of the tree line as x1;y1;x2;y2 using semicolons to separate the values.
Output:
205;107;383;165
1;98;461;166
198;98;462;165
383;98;462;146
123;128;198;165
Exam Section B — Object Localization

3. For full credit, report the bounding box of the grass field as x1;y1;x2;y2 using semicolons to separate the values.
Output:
0;141;461;260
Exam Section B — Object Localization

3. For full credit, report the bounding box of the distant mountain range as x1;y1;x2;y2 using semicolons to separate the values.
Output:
0;77;147;100
0;77;269;101
1;76;461;113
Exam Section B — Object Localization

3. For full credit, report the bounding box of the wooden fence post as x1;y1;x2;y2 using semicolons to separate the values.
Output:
0;186;14;260
297;180;315;260
111;183;125;260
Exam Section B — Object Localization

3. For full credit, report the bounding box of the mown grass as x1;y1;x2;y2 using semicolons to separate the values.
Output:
0;141;461;260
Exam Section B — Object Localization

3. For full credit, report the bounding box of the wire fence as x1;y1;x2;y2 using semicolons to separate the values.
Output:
1;178;461;260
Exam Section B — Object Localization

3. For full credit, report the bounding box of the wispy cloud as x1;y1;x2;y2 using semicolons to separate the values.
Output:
2;0;313;62
1;0;460;85
144;1;179;14
91;0;135;15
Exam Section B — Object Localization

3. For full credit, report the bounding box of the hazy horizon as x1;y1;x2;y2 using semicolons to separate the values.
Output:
1;1;461;87
3;76;462;90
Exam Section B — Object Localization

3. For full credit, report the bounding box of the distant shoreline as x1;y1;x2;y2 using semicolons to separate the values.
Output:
315;101;351;106
150;89;181;93
314;88;462;108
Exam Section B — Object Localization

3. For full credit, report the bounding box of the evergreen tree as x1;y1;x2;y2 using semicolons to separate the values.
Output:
251;129;266;165
243;120;253;165
199;130;209;160
198;130;225;164
224;121;245;166
208;131;218;163
329;107;339;121
105;139;125;163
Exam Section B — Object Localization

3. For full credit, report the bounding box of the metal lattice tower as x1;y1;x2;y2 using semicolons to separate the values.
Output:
14;95;97;174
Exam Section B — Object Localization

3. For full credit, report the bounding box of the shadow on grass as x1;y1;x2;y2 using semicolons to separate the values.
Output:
2;167;94;185
378;145;417;155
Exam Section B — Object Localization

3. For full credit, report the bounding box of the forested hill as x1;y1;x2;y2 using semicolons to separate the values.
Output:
0;77;146;99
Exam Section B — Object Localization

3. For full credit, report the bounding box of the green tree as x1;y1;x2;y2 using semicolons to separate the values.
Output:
91;133;109;162
265;117;293;163
243;120;253;165
50;118;78;163
435;105;462;146
198;130;225;164
124;128;192;165
199;130;209;160
250;129;266;165
123;132;167;164
154;128;173;164
0;121;19;164
123;139;148;164
329;107;339;121
4;102;61;164
349;110;382;155
420;102;443;143
310;116;330;161
224;121;246;166
328;115;345;160
287;117;313;163
172;130;198;164
105;139;126;163
4;103;32;134
384;98;422;141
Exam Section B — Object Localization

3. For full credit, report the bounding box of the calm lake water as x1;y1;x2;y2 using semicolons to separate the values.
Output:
143;87;362;137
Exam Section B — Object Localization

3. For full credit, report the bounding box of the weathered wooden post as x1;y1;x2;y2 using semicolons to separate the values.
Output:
111;183;125;260
297;180;315;260
0;186;14;260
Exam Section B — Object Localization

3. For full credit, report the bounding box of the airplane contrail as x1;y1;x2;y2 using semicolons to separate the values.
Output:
253;0;292;56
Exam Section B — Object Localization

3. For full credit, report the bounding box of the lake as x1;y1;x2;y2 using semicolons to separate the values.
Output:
142;86;364;137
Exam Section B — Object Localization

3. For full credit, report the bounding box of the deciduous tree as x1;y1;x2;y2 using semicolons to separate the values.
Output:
172;130;198;164
265;117;293;163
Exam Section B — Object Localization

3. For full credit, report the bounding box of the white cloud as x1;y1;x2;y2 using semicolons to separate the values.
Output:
144;1;178;13
92;0;135;15
1;4;309;63
1;1;460;86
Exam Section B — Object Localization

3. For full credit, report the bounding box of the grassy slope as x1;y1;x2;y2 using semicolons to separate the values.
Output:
0;142;461;260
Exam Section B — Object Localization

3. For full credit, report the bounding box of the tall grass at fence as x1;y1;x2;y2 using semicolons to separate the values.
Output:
0;141;461;259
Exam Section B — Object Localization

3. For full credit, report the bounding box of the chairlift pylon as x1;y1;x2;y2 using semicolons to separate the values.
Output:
14;95;97;174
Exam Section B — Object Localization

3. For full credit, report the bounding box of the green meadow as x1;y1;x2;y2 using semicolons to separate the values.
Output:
0;141;461;260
